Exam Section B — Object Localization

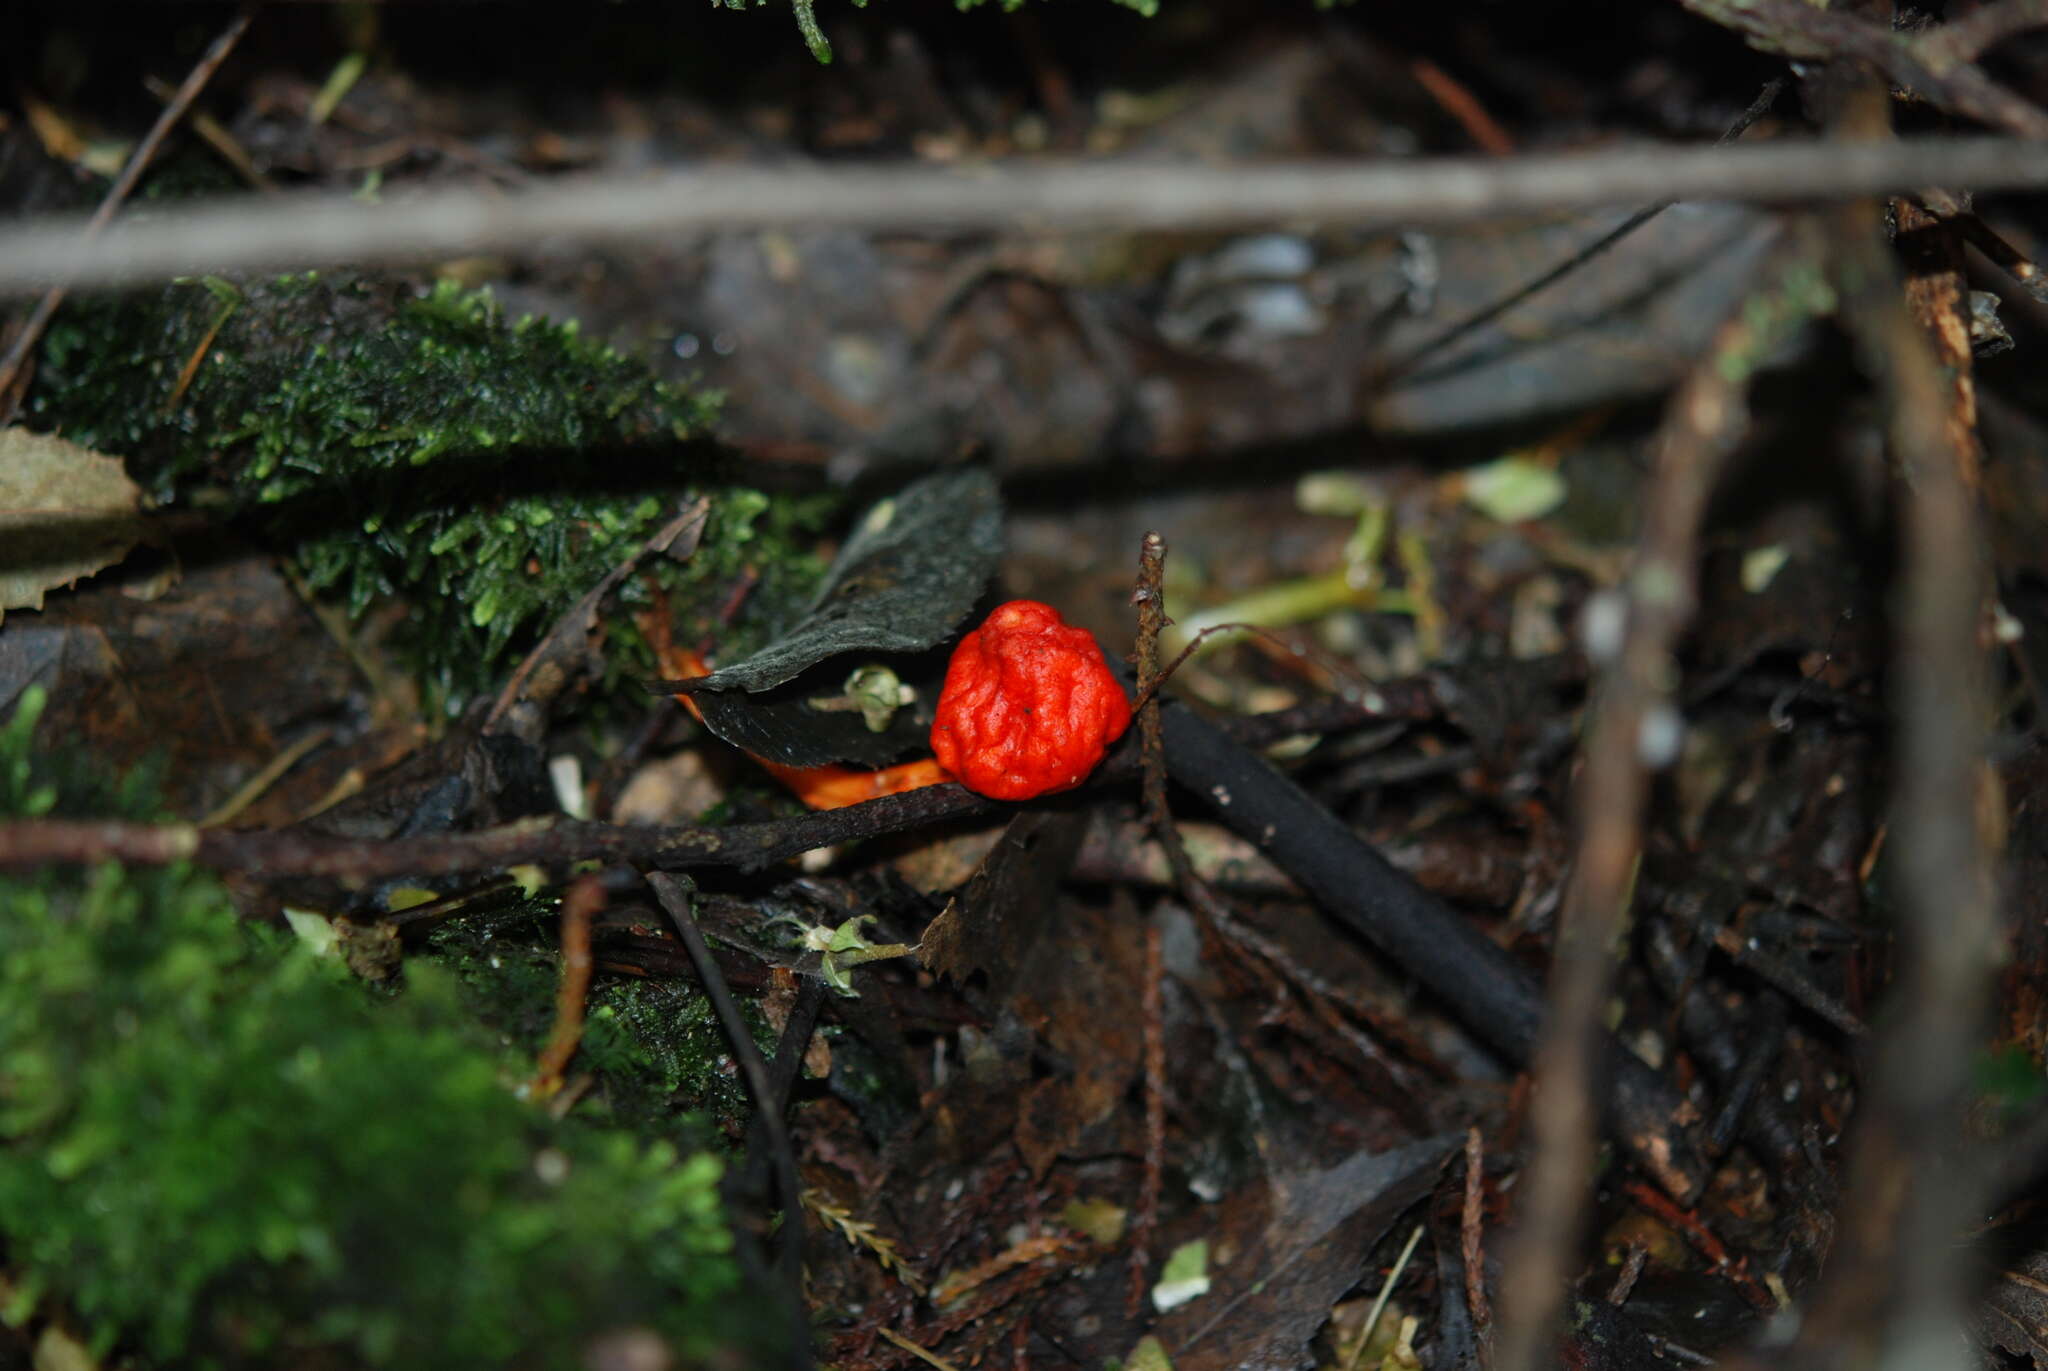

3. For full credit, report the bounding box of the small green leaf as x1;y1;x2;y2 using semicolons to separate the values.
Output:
1461;454;1567;524
1152;1238;1210;1312
1741;544;1791;593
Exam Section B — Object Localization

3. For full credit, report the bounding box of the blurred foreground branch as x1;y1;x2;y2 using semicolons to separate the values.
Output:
3;137;2048;293
1493;238;1836;1371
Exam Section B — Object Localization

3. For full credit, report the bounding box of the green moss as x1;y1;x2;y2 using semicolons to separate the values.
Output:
27;275;831;703
584;979;767;1127
0;688;753;1366
426;913;770;1137
1975;1044;2046;1131
709;0;1154;63
949;0;1158;13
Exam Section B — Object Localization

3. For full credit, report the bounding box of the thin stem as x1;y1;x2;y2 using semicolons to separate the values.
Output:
648;873;810;1331
0;5;256;418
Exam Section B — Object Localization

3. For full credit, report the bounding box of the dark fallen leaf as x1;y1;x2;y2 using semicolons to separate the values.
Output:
685;667;937;768
19;552;361;819
1614;1269;1761;1354
673;467;1000;766
919;809;1087;1001
912;814;1129;1174
1560;1295;1666;1371
273;716;554;915
1159;1132;1459;1371
682;467;1002;694
1011;896;1146;1180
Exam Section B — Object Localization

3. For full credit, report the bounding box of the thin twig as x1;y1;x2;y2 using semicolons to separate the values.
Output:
1463;1126;1494;1369
648;872;810;1328
1605;1243;1649;1307
1127;532;1180;1315
197;725;334;828
529;872;602;1097
0;783;993;881
1131;533;1196;894
739;975;827;1228
1130;919;1167;1317
1680;0;2048;137
1710;923;1866;1037
1704;991;1787;1155
1384;76;1784;381
1642;919;1811;1179
0;679;1451;885
0;4;255;419
1767;115;2000;1371
11;137;2048;295
1948;211;2048;305
1618;1180;1774;1313
1346;1224;1427;1371
142;73;276;192
1916;0;2048;71
1408;56;1516;155
876;1325;966;1371
1491;241;1836;1371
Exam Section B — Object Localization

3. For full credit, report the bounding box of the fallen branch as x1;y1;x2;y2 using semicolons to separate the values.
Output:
1493;238;1836;1371
0;786;995;883
6;138;2048;294
0;655;1460;881
1138;668;1712;1205
1680;0;2048;137
1917;0;2048;71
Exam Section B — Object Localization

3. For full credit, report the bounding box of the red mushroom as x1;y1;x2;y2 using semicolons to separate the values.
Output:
929;599;1132;801
648;599;1129;810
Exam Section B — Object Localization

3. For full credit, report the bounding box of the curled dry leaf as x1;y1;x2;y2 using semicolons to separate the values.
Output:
0;428;147;626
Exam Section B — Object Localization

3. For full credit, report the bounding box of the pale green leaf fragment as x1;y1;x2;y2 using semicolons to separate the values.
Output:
1061;1197;1127;1246
826;913;880;955
1741;544;1791;593
819;956;857;998
1296;470;1380;517
31;1325;96;1371
1152;1238;1211;1312
1124;1335;1175;1371
284;908;341;958
1461;454;1567;524
0;1270;41;1328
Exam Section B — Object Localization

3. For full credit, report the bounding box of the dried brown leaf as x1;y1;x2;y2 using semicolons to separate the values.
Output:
0;428;146;625
1983;1248;2048;1368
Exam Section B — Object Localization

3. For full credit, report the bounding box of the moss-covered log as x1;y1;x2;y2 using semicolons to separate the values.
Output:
27;275;830;702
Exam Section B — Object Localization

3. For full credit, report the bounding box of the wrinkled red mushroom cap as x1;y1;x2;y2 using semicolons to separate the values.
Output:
929;600;1132;801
